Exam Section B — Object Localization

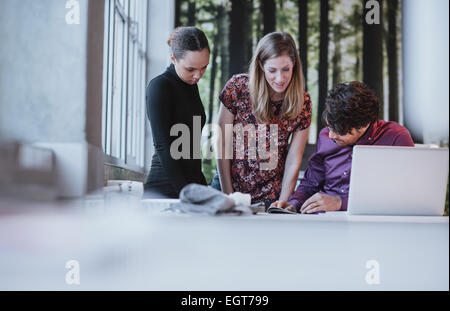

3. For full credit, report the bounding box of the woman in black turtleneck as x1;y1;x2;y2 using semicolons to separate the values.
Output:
144;27;210;198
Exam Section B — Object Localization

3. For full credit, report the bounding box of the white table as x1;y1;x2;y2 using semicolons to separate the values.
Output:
0;197;448;290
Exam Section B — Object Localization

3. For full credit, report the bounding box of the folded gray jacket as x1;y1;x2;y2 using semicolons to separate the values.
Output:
167;184;255;215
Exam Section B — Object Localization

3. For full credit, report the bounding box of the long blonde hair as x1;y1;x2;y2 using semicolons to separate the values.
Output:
249;32;305;124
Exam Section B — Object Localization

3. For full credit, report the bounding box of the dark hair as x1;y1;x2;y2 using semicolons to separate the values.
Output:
167;26;210;60
322;81;380;135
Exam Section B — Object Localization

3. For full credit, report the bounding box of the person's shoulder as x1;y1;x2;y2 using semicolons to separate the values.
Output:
318;127;330;139
303;91;312;103
225;73;249;89
220;73;249;98
146;73;173;100
300;91;312;111
317;127;333;147
318;127;343;147
231;73;249;81
148;72;172;89
380;120;411;135
311;127;340;156
378;120;414;146
145;73;174;105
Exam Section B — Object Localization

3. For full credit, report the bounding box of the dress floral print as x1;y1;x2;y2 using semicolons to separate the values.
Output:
219;74;312;203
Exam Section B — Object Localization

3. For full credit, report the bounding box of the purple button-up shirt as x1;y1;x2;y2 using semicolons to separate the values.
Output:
288;120;415;211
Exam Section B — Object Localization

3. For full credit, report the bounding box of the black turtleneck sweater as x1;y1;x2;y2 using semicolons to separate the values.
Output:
145;64;207;196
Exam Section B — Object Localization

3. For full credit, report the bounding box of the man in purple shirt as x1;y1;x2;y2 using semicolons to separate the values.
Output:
271;81;414;213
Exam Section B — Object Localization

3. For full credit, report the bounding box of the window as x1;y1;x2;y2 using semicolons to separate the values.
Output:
102;0;148;172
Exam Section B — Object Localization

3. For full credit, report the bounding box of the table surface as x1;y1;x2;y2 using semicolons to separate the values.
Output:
0;196;448;290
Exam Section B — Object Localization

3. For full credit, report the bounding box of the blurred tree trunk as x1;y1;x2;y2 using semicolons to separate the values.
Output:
174;0;182;27
204;26;220;166
187;0;196;26
351;3;362;81
256;1;262;42
318;0;329;136
219;4;230;87
245;0;254;66
209;31;219;125
229;0;252;75
387;0;399;122
261;0;276;35
363;0;384;119
332;24;342;88
298;0;308;90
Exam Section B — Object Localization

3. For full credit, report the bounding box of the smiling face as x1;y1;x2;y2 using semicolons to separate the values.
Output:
261;54;294;96
171;48;210;85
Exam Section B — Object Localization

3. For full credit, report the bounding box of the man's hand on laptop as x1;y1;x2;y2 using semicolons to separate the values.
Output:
270;200;296;212
300;193;342;214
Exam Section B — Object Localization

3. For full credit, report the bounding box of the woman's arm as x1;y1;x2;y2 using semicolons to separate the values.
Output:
278;127;310;201
216;104;235;194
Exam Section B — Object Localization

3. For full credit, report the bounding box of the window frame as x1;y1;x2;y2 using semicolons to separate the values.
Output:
102;0;148;174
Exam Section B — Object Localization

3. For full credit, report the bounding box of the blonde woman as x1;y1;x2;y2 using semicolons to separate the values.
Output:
212;32;312;205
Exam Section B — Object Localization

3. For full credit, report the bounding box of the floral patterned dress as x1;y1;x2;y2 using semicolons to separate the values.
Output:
219;74;312;203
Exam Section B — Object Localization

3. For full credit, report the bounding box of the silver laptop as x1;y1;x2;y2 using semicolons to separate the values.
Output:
348;145;449;216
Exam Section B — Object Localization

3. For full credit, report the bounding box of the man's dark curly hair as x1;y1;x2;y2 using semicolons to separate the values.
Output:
322;81;380;135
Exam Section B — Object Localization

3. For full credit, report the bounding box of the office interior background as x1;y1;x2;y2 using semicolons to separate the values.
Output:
0;0;448;210
0;0;449;292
